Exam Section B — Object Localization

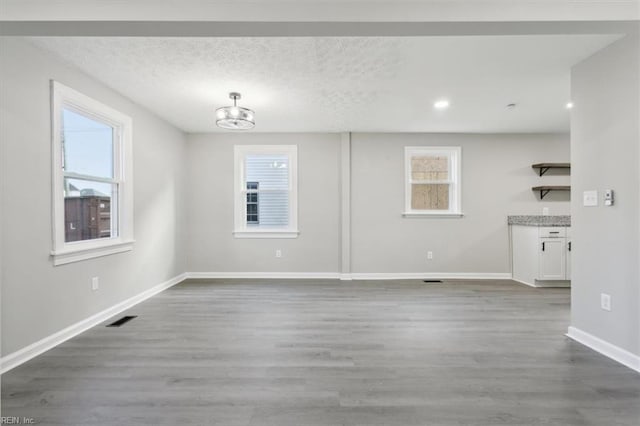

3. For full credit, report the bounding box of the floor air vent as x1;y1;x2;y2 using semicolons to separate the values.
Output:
106;315;137;327
423;280;443;283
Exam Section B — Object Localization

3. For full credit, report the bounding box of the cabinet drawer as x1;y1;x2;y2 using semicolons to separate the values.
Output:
539;227;566;238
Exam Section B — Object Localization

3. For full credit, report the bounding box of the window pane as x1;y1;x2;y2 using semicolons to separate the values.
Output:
256;190;289;227
246;155;289;190
64;178;116;242
62;108;114;178
411;155;448;181
411;183;449;210
246;155;289;227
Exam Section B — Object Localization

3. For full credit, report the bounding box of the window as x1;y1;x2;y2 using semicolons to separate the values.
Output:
246;182;259;224
234;145;298;238
51;81;134;265
404;146;462;217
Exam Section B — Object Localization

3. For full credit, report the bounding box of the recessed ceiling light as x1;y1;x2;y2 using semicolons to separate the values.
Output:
434;99;450;110
565;102;574;109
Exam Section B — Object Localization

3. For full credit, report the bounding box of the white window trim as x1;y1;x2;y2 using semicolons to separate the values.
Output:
403;146;463;217
233;145;298;238
233;230;300;239
50;81;134;265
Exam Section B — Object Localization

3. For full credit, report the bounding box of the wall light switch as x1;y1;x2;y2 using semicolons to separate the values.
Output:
275;249;282;258
91;277;99;291
583;190;598;207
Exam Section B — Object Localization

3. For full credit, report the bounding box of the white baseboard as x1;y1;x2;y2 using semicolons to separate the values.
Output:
534;280;571;288
566;326;640;373
187;272;341;280
0;272;187;375
511;278;536;287
512;278;571;288
349;272;512;280
187;272;511;281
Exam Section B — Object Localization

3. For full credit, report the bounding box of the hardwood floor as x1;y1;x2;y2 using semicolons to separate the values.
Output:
2;279;640;425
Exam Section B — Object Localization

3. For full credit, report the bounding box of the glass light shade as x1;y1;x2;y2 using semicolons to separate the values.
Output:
216;106;255;130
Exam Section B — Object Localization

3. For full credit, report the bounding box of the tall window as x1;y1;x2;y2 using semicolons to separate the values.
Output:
234;145;298;238
62;108;117;242
51;81;133;265
404;146;462;216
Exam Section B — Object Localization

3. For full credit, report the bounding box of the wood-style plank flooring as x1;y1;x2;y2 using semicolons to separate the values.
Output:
2;279;640;425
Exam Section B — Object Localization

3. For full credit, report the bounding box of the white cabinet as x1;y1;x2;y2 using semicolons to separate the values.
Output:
511;225;571;287
539;237;566;280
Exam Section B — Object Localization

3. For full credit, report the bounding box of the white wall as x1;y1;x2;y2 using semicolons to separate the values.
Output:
351;133;570;274
186;132;570;275
0;38;188;356
186;133;342;274
570;34;640;357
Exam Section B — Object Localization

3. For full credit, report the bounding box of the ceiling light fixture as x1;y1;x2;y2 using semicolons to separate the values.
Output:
434;99;450;110
216;92;255;130
565;102;574;109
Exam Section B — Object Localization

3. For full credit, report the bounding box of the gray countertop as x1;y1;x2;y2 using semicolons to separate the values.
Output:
508;215;571;226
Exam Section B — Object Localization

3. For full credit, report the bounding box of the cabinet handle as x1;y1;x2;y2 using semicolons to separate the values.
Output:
568;241;572;251
542;242;545;252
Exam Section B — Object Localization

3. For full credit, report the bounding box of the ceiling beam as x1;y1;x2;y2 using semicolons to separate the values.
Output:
0;20;638;37
1;0;638;22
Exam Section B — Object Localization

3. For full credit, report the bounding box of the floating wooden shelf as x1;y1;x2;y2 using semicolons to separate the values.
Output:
532;185;571;199
532;163;571;176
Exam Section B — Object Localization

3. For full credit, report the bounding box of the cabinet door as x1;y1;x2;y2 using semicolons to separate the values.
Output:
539;238;566;280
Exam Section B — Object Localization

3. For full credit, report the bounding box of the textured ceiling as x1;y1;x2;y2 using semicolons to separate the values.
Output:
30;35;618;133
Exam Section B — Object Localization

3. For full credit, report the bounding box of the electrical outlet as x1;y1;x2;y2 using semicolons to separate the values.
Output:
542;207;549;216
275;249;282;258
600;293;611;311
604;189;614;206
91;277;99;291
427;251;433;260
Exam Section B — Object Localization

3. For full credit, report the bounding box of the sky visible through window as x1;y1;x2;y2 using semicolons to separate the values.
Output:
63;108;113;178
63;108;113;196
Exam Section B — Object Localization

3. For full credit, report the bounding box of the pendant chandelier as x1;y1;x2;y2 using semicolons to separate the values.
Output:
215;92;255;130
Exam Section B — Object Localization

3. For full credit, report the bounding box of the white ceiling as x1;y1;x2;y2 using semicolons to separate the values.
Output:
30;35;619;133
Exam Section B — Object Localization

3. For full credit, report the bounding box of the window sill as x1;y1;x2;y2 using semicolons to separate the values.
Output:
233;230;300;239
402;212;464;218
51;239;135;266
